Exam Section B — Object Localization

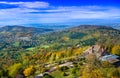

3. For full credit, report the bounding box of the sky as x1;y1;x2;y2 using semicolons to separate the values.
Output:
0;0;120;25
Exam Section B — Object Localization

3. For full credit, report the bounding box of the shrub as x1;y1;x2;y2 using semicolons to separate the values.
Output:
23;65;35;77
8;63;22;78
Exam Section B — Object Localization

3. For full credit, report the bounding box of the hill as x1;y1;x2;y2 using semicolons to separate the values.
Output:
37;25;120;50
0;25;120;78
0;25;54;36
0;25;119;51
0;25;54;50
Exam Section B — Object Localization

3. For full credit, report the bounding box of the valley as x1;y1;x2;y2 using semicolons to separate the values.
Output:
0;25;120;78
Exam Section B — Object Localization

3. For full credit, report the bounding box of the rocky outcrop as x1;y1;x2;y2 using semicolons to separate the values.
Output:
83;45;108;58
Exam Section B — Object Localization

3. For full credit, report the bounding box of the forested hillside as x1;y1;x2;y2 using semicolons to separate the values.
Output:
0;25;120;78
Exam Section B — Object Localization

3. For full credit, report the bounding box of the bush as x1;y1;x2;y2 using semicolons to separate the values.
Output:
62;72;68;76
23;65;35;77
60;66;69;72
112;45;120;55
8;63;22;78
108;68;120;78
43;73;54;78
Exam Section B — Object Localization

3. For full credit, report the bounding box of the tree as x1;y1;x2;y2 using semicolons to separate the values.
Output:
23;65;35;77
112;45;120;55
0;69;4;77
108;68;120;78
82;63;105;78
8;63;22;78
60;66;69;72
82;54;104;78
101;61;113;68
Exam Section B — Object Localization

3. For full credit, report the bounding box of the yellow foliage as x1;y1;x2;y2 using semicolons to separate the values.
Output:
112;45;120;55
82;67;104;78
23;66;34;77
91;69;105;78
74;46;89;55
108;68;120;78
8;63;22;77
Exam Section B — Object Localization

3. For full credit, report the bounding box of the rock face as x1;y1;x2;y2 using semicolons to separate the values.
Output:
83;45;108;58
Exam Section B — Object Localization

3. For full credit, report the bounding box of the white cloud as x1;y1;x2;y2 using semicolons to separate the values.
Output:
0;1;49;8
39;6;120;20
0;2;120;25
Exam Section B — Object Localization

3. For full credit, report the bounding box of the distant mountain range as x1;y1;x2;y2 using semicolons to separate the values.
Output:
92;23;120;30
23;23;120;30
0;25;54;36
1;23;120;30
0;24;119;52
22;24;71;30
0;25;119;37
109;23;120;30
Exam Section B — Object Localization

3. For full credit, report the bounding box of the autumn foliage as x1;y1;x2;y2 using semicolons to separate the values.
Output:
8;63;22;78
112;45;120;55
23;66;34;77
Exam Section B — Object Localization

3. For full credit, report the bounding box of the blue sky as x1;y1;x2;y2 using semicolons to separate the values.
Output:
0;0;120;25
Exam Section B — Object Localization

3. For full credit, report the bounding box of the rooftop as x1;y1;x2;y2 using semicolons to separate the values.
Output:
100;54;120;63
